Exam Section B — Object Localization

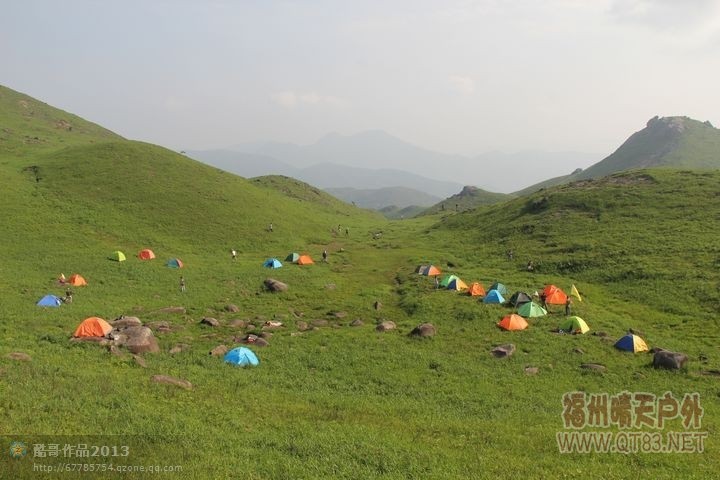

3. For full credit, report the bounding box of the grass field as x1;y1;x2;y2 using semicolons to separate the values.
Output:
1;85;718;479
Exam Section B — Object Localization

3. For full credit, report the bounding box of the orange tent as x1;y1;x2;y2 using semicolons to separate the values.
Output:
73;317;112;337
497;314;529;331
297;255;314;265
138;249;156;260
467;282;486;297
68;274;88;286
544;285;568;305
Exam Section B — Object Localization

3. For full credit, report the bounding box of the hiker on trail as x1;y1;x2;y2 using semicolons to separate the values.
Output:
268;223;273;232
527;260;534;272
507;250;513;260
345;227;349;237
435;276;440;289
565;298;572;316
64;288;73;304
540;292;547;310
231;249;237;260
179;276;186;292
322;249;328;262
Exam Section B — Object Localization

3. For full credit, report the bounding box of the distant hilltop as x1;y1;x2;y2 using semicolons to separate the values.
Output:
513;115;720;195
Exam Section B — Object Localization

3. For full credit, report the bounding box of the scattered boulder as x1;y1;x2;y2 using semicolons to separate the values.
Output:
332;311;347;319
524;366;539;375
652;350;688;370
580;363;606;372
573;348;585;355
491;344;515;358
350;319;364;327
117;326;160;354
111;316;142;328
409;323;436;337
291;309;304;318
373;301;382;311
254;338;270;347
225;304;240;313
151;375;192;390
200;317;220;327
259;332;273;340
264;278;288;292
262;321;283;330
296;321;309;331
229;319;248;329
376;321;397;332
209;345;228;357
6;352;31;362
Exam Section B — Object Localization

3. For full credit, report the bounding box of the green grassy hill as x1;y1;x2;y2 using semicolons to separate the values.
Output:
515;116;720;195
1;86;718;479
418;185;513;216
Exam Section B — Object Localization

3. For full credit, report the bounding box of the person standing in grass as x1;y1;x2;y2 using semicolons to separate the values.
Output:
322;249;328;263
231;249;237;260
179;276;186;293
565;298;572;316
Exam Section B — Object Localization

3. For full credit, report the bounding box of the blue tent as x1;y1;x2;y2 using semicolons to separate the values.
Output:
37;294;62;307
614;334;649;353
489;282;508;295
263;258;283;269
483;289;505;304
224;347;259;367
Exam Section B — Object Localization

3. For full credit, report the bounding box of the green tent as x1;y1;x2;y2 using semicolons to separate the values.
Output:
439;274;459;288
285;253;300;263
109;250;126;262
559;316;589;334
518;301;547;318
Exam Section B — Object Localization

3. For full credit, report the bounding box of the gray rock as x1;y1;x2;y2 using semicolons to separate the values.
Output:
118;326;160;354
111;316;142;328
296;321;309;331
209;345;228;357
151;375;192;390
376;321;397;332
350;319;364;327
132;354;147;368
491;344;516;358
254;338;270;347
410;323;436;337
652;351;688;370
524;366;539;375
201;317;220;327
264;278;288;292
225;304;240;313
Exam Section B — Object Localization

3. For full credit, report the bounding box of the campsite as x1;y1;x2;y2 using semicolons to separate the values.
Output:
2;73;720;480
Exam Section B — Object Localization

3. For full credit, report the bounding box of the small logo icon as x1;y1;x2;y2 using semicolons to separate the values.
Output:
9;441;27;459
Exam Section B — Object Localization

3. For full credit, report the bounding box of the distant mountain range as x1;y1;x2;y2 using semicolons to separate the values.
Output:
187;131;595;208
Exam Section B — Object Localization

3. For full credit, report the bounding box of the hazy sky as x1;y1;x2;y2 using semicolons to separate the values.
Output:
3;0;720;159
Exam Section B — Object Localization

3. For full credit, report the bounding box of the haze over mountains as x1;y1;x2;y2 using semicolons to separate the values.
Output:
187;131;596;201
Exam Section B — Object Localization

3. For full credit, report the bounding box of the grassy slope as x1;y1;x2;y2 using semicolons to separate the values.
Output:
419;186;513;216
1;87;718;479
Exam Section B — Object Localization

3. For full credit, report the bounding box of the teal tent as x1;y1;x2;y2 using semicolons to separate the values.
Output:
166;258;184;268
483;289;505;304
224;347;259;367
37;294;62;307
263;258;282;268
489;282;508;295
285;253;300;263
